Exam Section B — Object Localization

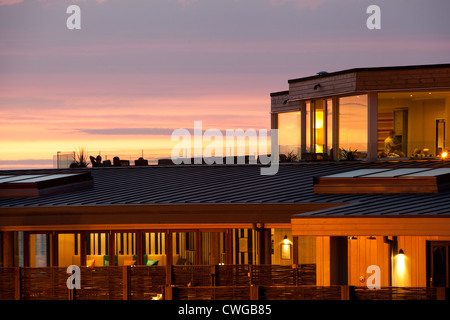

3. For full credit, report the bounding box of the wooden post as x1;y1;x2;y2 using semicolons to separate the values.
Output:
14;267;21;300
23;232;30;267
196;229;201;265
263;228;271;265
108;231;115;266
164;285;173;300
226;229;233;265
250;285;259;300
51;232;58;267
210;265;217;286
122;265;131;300
340;285;350;300
292;235;298;266
2;231;14;267
136;231;143;265
210;232;221;266
80;231;86;267
166;231;173;286
436;287;447;300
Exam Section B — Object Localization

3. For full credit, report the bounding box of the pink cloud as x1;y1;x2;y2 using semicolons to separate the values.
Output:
0;0;23;6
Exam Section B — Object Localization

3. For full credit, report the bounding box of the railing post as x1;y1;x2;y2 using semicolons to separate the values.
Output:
14;267;21;300
250;285;259;300
436;287;446;300
340;285;350;300
166;264;172;286
292;264;298;286
164;285;174;300
211;265;217;286
123;265;131;300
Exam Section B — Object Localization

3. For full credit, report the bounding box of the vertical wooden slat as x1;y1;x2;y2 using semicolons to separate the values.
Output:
51;232;58;267
80;232;86;267
108;231;115;266
196;229;201;265
136;231;143;265
23;232;30;267
3;231;15;267
226;229;233;265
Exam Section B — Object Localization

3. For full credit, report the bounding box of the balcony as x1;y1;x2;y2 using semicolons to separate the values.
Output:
0;264;446;300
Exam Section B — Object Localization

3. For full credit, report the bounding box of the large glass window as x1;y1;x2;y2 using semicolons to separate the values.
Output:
141;232;166;266
305;102;311;154
326;99;333;158
377;91;450;159
338;95;368;160
278;111;300;161
172;231;196;265
313;100;324;153
58;233;80;267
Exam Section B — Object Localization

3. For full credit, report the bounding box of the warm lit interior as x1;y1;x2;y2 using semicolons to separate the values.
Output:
377;90;450;159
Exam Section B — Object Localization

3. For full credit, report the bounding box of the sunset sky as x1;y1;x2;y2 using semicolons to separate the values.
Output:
1;0;449;169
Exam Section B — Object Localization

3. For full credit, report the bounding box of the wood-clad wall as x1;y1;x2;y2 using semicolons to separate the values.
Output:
315;235;450;287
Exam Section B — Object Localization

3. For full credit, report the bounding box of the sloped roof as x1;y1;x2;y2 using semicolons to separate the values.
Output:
1;161;450;217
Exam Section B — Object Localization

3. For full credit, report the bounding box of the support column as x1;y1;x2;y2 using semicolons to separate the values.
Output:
367;92;378;161
23;232;30;267
2;231;15;267
80;232;86;267
257;225;271;265
293;235;299;266
108;231;115;266
196;230;201;265
136;231;143;265
51;232;58;267
210;232;221;265
226;229;233;265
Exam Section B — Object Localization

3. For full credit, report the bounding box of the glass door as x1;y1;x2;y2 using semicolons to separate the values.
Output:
429;242;450;287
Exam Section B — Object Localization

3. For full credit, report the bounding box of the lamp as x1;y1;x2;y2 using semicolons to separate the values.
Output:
398;249;404;255
281;235;291;259
442;151;448;160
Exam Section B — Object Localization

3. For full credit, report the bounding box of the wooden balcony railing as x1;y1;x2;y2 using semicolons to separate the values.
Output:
0;265;447;300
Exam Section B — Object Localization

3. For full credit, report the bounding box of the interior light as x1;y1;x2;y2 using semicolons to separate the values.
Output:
398;249;404;255
442;152;448;160
283;235;289;244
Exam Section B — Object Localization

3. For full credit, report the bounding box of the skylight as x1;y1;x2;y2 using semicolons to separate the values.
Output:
314;168;450;194
0;172;93;198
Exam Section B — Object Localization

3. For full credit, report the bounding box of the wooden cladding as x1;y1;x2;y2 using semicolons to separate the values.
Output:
271;65;450;113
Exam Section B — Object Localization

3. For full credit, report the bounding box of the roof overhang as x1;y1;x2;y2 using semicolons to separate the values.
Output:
291;216;450;236
0;202;342;231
